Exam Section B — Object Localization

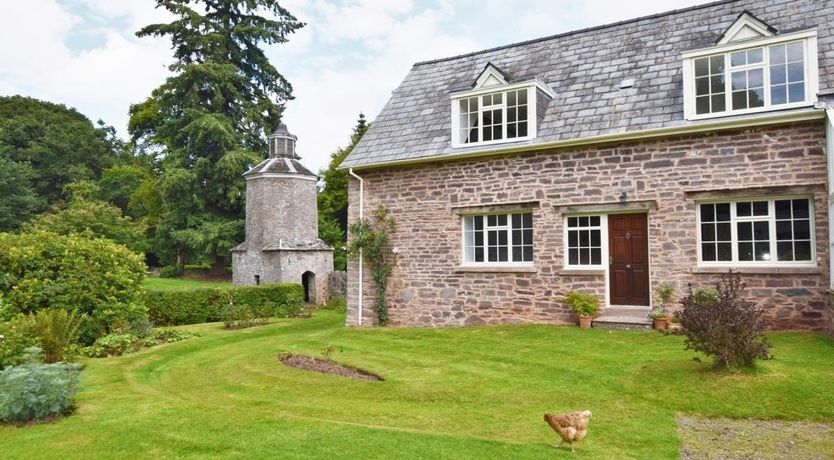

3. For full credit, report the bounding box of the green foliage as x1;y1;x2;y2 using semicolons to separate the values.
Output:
318;114;369;270
563;291;600;317
320;343;336;361
324;295;347;313
348;205;397;325
0;315;40;370
0;362;82;422
159;265;184;279
220;297;273;330
84;333;143;358
129;1;304;267
655;283;675;305
680;272;772;369
0;95;124;210
32;309;85;364
145;283;304;326
24;181;149;254
0;231;147;344
0;157;45;231
97;164;153;216
84;328;197;358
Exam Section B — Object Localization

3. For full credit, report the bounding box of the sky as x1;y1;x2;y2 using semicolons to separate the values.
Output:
0;0;711;172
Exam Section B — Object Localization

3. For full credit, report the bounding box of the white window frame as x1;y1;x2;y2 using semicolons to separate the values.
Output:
683;29;819;120
695;196;816;267
450;80;552;148
562;214;608;271
460;212;534;267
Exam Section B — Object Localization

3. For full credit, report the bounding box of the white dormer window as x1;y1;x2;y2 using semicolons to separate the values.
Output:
450;63;553;148
682;13;818;120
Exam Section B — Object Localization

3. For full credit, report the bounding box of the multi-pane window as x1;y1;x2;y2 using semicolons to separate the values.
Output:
698;198;814;265
769;42;805;105
695;55;726;115
463;212;533;264
688;38;811;118
566;216;603;267
455;88;529;145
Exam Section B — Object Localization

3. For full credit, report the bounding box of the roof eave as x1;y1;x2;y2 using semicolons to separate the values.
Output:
340;107;826;171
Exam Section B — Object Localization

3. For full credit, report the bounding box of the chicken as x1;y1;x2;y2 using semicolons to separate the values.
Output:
543;410;592;453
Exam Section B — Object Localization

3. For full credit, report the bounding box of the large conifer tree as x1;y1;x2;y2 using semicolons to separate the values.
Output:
129;0;304;268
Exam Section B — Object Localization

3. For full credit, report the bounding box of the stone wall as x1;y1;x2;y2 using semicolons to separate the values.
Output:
346;121;829;330
328;271;348;299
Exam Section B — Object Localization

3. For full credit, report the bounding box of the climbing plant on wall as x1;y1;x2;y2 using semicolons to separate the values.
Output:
347;204;397;325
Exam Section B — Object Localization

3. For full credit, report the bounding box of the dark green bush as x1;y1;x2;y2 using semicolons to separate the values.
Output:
0;361;82;422
159;265;183;279
84;333;143;358
0;231;147;344
145;283;304;326
680;272;772;369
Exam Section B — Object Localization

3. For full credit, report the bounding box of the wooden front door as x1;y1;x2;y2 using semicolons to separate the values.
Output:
608;213;650;306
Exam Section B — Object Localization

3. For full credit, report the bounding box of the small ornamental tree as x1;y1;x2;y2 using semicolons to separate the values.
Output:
679;271;772;369
347;205;397;325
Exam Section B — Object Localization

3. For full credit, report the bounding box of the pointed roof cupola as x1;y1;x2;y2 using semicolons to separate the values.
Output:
268;122;298;159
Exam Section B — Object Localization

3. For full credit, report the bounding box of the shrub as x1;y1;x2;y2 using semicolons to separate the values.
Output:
33;309;85;363
325;295;347;313
159;265;183;279
0;315;40;369
0;362;82;422
145;283;304;326
679;272;772;369
563;291;599;317
84;333;143;358
0;231;147;344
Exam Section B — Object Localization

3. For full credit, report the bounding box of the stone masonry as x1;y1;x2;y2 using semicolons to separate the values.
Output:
232;123;333;305
346;121;829;330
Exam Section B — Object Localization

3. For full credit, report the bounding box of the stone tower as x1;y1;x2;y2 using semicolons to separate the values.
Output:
231;123;333;304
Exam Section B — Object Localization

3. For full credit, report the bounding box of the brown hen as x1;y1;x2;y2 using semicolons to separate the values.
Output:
543;410;592;453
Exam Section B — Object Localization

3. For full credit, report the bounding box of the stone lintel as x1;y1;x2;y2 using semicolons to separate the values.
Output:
451;200;540;215
684;183;825;201
553;200;657;214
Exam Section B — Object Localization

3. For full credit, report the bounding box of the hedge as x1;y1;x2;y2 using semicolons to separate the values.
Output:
145;283;304;326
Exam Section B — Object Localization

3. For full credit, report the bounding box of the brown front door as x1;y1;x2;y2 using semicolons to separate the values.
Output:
608;213;650;306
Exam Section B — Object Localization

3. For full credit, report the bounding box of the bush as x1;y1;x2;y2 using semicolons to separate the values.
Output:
0;315;40;369
325;295;347;313
0;231;147;344
679;272;772;369
85;329;197;358
563;291;599;317
159;265;183;279
0;362;82;422
33;309;85;364
145;283;304;326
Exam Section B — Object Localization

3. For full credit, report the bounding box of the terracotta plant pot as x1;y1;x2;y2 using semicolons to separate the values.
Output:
667;322;683;331
579;316;593;329
652;318;668;330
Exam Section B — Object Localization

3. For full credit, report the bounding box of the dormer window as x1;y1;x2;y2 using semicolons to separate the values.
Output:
682;12;818;120
451;63;553;148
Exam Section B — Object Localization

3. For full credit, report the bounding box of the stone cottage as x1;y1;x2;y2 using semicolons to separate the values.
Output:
232;123;333;305
341;0;834;330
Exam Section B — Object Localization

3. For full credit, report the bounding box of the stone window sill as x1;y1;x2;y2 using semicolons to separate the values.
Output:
454;265;537;273
691;266;821;275
557;268;606;276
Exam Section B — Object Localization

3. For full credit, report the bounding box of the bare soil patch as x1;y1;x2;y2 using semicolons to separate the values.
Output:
279;353;382;381
678;415;834;460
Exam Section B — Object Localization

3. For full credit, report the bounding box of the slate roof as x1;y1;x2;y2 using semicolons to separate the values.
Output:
244;157;316;177
343;0;834;169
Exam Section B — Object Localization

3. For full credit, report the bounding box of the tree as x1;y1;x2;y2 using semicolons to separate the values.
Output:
0;157;44;231
24;182;149;255
0;96;122;207
129;0;304;270
318;114;369;270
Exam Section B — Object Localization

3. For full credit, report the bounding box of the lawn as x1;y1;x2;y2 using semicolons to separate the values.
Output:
2;310;833;459
143;276;231;290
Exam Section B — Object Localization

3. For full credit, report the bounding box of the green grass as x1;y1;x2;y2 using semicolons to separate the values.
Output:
143;276;231;291
2;310;833;459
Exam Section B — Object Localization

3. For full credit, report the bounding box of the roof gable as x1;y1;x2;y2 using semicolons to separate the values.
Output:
716;10;777;44
473;63;511;88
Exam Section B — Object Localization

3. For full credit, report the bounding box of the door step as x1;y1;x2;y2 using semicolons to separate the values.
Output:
593;306;652;330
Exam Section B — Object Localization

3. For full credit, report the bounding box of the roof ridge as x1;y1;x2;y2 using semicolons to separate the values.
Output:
413;0;738;67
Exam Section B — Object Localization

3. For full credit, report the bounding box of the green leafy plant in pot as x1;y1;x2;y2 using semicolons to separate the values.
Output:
650;283;675;330
563;291;599;329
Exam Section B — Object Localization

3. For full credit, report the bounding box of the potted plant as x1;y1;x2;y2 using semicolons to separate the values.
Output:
650;283;675;330
563;291;599;329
